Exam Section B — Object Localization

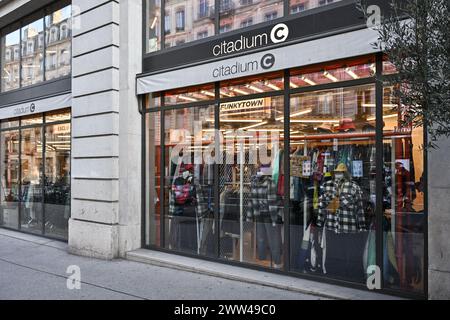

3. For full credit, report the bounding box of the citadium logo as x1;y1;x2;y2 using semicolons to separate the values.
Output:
212;24;290;57
261;54;275;70
270;23;289;44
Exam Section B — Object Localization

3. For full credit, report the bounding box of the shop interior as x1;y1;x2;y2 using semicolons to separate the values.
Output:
144;56;425;294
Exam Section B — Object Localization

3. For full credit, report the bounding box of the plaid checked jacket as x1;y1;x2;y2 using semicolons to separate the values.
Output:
317;179;367;234
247;175;283;225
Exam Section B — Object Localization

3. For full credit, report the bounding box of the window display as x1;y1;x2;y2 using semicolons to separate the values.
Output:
381;87;425;293
219;95;284;268
163;105;216;256
0;110;71;239
0;129;20;229
143;55;426;296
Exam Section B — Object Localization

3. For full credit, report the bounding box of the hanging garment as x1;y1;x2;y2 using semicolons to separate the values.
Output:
316;179;367;234
256;214;283;265
313;181;319;210
298;223;312;270
363;225;376;278
247;175;282;226
272;149;281;186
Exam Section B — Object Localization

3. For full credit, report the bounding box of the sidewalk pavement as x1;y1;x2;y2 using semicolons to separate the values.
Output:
0;228;323;300
0;228;401;300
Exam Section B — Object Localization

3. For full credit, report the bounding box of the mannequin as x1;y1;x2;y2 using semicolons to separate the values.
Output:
248;163;283;268
316;163;367;281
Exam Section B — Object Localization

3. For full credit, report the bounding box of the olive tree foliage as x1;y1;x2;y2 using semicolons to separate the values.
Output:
357;0;450;148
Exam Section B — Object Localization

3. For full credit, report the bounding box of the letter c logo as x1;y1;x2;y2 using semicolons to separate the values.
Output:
261;54;275;70
270;23;289;44
30;103;36;113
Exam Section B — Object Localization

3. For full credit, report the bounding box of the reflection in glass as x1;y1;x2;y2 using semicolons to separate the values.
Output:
20;127;44;234
1;29;21;92
0;130;20;229
219;95;285;269
164;105;216;256
44;123;71;238
146;111;162;246
382;87;425;293
165;0;215;48
147;0;161;52
21;18;45;87
219;0;284;34
45;5;72;80
289;85;376;284
290;0;342;15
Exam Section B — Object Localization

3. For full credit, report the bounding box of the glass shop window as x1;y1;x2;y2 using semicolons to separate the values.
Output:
219;0;284;34
289;84;377;284
381;86;425;294
163;105;216;256
218;94;285;268
220;72;284;98
45;4;72;80
1;29;21;92
21;18;45;87
164;84;215;106
289;0;341;15
163;0;215;48
147;0;162;52
290;57;376;89
0;129;20;230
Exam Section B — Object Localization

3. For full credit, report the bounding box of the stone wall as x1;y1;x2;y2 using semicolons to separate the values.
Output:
69;0;142;259
428;136;450;299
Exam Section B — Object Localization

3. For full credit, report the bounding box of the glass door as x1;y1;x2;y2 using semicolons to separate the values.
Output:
218;94;285;269
20;126;44;234
0;129;20;229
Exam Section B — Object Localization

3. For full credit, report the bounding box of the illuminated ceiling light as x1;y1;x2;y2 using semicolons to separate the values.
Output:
246;84;264;93
150;16;158;30
224;135;255;139
201;90;215;97
232;87;249;95
239;121;269;130
323;71;338;82
207;118;263;123
248;128;284;132
289;119;340;123
301;76;316;86
289;81;299;89
367;114;398;121
220;90;232;97
362;103;398;108
276;108;313;121
178;95;198;102
345;67;359;79
264;81;280;91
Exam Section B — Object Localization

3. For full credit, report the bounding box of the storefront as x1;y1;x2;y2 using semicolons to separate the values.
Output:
0;94;71;240
138;13;427;297
0;0;72;241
